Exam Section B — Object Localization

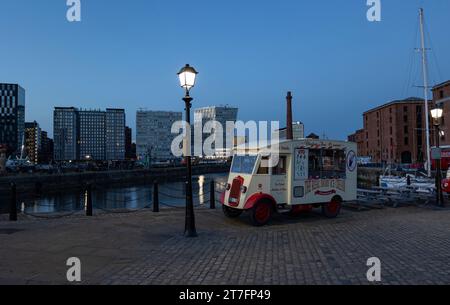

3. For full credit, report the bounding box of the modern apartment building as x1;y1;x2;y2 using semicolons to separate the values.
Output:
125;126;135;160
0;83;25;156
39;130;54;164
194;106;238;156
54;107;125;161
78;109;106;160
24;121;41;164
54;107;78;161
106;109;126;160
136;110;182;161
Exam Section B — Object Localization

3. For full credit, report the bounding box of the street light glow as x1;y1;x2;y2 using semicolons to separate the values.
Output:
431;108;443;120
431;106;444;126
177;64;198;91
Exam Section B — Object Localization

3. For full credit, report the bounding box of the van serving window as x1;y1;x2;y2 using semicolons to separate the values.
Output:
308;149;346;179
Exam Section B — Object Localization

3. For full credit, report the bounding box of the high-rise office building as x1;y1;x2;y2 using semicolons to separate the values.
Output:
106;109;126;160
136;110;182;161
194;106;238;156
39;130;54;164
79;109;106;160
54;107;125;161
125;126;135;160
0;83;25;156
25;121;41;164
54;107;78;161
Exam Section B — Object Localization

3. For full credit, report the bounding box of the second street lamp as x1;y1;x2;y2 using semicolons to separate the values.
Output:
431;105;444;207
178;64;199;237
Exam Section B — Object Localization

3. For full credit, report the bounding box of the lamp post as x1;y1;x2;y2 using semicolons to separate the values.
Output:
431;105;444;207
178;64;199;237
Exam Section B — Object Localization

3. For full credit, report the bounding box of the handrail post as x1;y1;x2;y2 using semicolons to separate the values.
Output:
153;181;159;212
86;183;93;216
210;180;216;209
9;182;17;221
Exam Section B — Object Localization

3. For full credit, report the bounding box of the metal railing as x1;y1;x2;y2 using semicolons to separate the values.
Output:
3;180;226;221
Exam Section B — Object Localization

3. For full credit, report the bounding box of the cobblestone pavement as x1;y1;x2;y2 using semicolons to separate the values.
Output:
0;205;449;285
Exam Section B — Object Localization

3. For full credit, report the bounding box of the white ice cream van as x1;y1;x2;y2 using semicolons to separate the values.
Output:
221;139;358;226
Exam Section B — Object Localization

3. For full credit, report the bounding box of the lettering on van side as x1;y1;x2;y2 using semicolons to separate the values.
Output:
305;179;346;195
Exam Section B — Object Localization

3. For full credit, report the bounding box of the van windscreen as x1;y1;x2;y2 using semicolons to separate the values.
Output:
231;155;257;174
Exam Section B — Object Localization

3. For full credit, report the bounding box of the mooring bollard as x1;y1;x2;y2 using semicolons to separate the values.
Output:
210;180;216;209
86;183;93;216
9;182;17;221
153;182;159;212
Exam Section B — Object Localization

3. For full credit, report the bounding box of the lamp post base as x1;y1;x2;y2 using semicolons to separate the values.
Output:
184;230;198;238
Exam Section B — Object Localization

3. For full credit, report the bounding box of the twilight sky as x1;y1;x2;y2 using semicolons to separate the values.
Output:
1;0;449;140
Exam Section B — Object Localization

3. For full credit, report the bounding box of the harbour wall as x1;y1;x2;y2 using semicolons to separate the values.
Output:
0;164;230;195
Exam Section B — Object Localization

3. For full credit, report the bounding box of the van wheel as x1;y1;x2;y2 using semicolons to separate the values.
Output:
222;205;243;218
322;196;342;218
249;200;273;226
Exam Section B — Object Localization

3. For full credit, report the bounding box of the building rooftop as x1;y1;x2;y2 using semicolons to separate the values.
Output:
136;109;181;114
195;105;238;110
432;80;450;90
363;97;429;114
276;122;304;132
54;106;77;109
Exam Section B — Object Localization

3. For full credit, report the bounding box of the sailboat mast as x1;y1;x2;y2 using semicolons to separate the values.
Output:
419;8;432;177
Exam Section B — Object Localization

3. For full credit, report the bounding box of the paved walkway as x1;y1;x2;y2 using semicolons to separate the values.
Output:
0;205;449;285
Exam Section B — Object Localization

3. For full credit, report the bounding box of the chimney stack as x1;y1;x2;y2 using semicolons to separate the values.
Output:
286;91;293;140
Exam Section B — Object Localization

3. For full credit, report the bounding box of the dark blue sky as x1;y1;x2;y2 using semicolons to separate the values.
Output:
1;0;449;140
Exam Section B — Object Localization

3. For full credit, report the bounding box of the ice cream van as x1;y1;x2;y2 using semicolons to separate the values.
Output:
221;139;358;226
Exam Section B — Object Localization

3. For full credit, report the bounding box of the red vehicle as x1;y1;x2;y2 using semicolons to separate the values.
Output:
431;146;450;171
442;171;450;194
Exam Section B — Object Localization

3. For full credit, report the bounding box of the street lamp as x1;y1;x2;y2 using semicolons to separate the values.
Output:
178;64;198;237
431;105;444;206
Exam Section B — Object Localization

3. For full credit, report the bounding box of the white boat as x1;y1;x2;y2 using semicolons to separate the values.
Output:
380;172;435;194
6;156;34;171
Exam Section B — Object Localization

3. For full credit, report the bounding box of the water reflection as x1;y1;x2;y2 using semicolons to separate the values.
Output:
1;174;227;214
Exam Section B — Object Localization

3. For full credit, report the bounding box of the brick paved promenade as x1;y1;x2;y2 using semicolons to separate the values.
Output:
0;205;449;285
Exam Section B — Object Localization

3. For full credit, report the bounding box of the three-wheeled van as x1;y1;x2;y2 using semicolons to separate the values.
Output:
221;139;358;226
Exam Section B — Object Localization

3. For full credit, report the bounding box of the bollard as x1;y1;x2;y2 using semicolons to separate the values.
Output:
210;180;216;209
86;183;93;216
153;182;159;212
9;183;17;221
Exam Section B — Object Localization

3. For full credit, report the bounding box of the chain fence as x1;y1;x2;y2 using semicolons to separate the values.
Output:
2;179;226;220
